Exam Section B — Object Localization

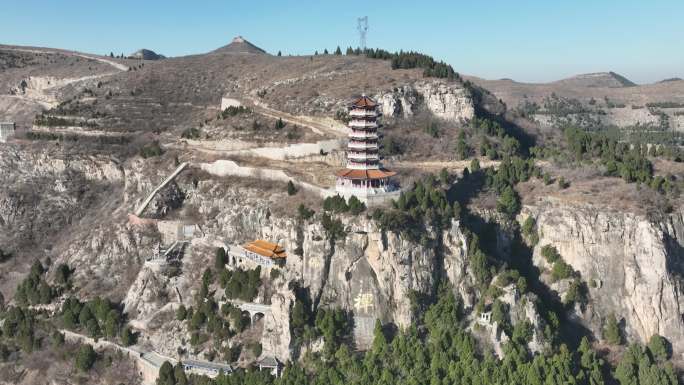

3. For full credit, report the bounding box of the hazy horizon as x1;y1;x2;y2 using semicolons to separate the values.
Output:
2;0;683;84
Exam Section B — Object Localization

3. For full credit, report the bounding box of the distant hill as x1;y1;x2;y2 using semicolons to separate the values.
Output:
128;49;165;60
554;71;636;88
658;77;682;83
212;36;267;55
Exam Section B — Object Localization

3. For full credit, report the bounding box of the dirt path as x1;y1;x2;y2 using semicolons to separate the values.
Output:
247;97;348;139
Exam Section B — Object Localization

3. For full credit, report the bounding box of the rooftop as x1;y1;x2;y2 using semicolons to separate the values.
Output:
243;239;287;259
336;168;396;180
351;95;377;109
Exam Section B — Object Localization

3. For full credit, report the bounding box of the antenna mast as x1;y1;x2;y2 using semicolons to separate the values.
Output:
357;16;368;51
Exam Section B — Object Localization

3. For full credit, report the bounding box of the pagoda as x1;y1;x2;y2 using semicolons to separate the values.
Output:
335;95;397;203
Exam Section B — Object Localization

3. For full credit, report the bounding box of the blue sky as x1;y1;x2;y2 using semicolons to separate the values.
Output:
2;0;682;83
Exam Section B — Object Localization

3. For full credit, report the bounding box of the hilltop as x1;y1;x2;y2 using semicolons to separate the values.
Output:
554;71;636;88
128;49;165;60
211;35;268;55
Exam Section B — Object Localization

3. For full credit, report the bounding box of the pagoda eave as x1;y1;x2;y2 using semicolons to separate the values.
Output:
336;168;397;180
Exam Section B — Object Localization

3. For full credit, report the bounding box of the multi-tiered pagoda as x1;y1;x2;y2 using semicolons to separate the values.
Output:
335;95;397;203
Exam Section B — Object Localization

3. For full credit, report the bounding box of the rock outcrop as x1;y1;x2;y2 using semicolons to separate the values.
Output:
522;199;684;354
414;81;475;122
376;81;475;123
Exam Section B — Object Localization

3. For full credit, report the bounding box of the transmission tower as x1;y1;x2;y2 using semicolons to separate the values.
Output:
357;16;368;51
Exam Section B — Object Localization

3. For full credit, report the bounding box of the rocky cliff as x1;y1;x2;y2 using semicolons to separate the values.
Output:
376;81;475;122
522;198;684;354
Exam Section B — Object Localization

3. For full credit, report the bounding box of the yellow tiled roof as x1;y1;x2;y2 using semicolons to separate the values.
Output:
243;240;287;259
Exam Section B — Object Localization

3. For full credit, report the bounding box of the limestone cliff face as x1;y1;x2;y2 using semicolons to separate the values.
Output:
376;81;475;123
522;199;684;354
119;175;481;358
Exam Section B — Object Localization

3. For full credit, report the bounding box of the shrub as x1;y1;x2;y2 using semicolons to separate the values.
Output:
287;180;298;196
551;260;574;281
176;305;188;321
140;141;163;158
75;344;97;372
121;326;136;346
564;278;587;305
541;245;561;264
321;214;346;241
470;158;480;172
347;196;366;215
180;127;200;139
323;195;349;213
298;204;314;220
220;105;250;118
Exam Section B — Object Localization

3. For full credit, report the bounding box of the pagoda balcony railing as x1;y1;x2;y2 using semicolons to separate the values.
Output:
348;142;378;150
347;152;379;160
347;161;380;168
349;109;379;118
349;132;379;140
349;120;379;128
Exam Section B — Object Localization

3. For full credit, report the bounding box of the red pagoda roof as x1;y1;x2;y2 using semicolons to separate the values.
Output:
336;168;396;180
351;95;377;108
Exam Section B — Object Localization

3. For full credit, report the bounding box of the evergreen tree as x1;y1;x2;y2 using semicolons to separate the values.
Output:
277;50;282;56
455;130;469;160
334;46;342;55
647;334;670;362
496;186;521;216
287;180;298;196
215;247;227;269
75;344;97;372
157;361;175;385
604;313;622;345
121;326;135;346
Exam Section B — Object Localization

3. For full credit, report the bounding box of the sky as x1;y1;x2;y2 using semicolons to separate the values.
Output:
1;0;683;84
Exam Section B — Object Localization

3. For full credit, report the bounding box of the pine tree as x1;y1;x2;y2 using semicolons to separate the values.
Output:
75;344;97;372
157;361;175;385
335;46;342;55
215;247;227;269
324;48;329;54
287;180;298;196
277;50;282;56
455;130;469;160
647;334;670;362
604;314;622;345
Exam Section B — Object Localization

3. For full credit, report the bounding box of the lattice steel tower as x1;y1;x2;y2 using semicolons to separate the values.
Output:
357;16;368;50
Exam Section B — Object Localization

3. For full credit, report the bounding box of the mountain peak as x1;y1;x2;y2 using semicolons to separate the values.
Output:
128;49;165;60
212;36;267;55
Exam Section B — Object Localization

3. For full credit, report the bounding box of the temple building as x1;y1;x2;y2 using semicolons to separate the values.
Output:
228;239;287;268
335;95;398;203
